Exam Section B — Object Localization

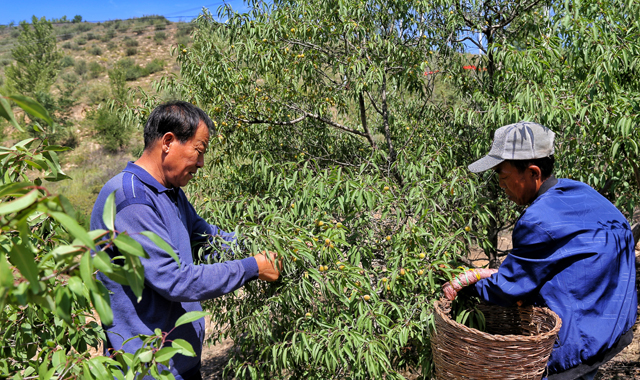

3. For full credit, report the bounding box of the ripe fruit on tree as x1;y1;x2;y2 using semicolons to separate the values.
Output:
382;277;388;283
399;268;406;276
305;312;311;318
464;226;471;232
386;236;391;241
363;295;370;301
419;253;425;259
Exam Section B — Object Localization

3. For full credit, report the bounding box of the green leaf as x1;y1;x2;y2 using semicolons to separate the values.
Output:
154;347;181;362
0;189;38;215
80;251;97;292
93;251;113;274
114;234;147;258
50;244;83;259
90;281;113;326
57;195;76;220
0;254;14;288
104;266;130;286
50;211;96;250
54;287;72;324
140;231;180;268
0;182;31;198
67;276;85;297
43;145;72;152
137;349;153;363
8;94;54;126
171;338;196;357
0;97;23;132
103;190;117;231
174;311;209;328
9;244;39;290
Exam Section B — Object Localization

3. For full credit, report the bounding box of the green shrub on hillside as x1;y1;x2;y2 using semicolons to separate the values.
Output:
86;83;110;105
123;37;139;47
176;22;193;37
88;61;104;78
59;29;73;41
101;30;116;42
125;47;137;56
74;59;87;76
87;32;98;40
61;41;73;49
0;58;12;66
75;23;92;32
60;71;79;85
76;36;87;45
116;57;149;81
154;31;166;43
88;45;102;56
145;58;165;74
60;55;75;67
87;104;131;152
176;36;190;46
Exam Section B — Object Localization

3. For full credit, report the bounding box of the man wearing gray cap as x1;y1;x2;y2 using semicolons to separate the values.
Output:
461;122;637;379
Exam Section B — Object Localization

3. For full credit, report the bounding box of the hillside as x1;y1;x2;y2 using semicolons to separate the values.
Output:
0;16;192;224
0;16;189;97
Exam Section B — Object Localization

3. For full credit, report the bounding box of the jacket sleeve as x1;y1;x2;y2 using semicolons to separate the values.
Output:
472;219;585;306
115;203;259;303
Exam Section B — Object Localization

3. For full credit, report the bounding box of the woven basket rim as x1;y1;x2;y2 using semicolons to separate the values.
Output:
434;298;562;343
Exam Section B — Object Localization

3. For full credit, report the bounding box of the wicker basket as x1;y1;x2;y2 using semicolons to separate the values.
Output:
431;298;562;380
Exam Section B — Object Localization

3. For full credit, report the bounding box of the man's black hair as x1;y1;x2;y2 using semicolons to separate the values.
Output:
143;101;215;149
508;155;555;179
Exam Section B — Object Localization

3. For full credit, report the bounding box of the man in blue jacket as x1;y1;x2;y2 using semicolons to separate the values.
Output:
466;121;637;380
90;101;281;380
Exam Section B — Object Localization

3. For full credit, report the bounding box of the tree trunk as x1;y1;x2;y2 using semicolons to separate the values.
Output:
381;73;404;187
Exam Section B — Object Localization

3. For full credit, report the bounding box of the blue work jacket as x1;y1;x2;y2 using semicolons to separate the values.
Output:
90;162;259;379
472;177;637;378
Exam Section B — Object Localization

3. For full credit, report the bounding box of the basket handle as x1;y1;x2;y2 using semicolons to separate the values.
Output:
442;268;498;300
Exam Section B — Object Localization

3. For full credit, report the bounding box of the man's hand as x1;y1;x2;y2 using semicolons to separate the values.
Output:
254;251;282;282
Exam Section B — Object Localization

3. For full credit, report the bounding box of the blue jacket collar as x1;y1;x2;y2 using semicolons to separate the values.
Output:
123;161;172;193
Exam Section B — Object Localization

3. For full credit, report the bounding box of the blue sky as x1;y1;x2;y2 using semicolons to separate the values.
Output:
1;0;249;26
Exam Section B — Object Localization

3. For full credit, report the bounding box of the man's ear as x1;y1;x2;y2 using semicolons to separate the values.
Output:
528;164;542;180
161;132;176;154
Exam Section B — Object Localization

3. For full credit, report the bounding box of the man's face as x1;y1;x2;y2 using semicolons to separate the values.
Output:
164;121;210;188
494;161;539;206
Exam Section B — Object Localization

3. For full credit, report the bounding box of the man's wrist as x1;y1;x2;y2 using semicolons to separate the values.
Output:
240;256;260;280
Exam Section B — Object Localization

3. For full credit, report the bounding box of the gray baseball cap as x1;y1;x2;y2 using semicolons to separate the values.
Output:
468;121;555;173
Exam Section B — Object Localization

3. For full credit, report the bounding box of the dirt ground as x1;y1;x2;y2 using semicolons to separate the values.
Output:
199;243;640;379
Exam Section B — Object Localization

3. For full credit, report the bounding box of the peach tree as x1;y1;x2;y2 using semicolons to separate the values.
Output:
439;0;640;260
139;0;493;378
